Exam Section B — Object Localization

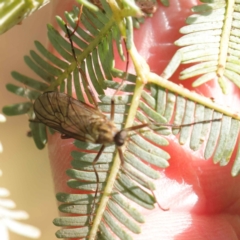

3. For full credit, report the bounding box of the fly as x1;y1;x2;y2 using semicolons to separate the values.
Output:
32;21;157;221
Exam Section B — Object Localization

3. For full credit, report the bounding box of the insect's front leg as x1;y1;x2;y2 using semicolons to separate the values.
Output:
117;147;125;166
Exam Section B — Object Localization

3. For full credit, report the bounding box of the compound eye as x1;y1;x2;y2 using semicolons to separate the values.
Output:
114;130;127;147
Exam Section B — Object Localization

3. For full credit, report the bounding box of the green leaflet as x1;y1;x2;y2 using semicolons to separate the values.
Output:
161;0;240;94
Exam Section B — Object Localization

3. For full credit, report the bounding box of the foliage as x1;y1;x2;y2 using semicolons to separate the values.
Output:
2;0;240;239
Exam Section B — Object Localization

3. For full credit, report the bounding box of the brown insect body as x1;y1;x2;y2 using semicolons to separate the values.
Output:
33;91;120;145
135;0;158;15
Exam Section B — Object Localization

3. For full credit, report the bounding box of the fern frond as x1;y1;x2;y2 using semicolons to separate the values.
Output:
161;0;240;94
55;73;240;239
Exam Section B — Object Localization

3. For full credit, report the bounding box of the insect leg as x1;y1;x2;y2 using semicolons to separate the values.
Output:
65;24;100;110
89;145;105;221
110;39;129;121
149;186;169;211
68;4;83;37
117;147;125;165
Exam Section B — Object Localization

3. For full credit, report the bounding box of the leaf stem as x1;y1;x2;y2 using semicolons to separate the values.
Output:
217;0;234;93
149;73;240;120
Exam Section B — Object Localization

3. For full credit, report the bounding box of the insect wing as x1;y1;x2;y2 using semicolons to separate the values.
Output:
33;92;107;143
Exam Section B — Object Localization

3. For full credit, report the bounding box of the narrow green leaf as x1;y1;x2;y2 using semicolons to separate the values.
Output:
53;216;89;226
29;122;47;150
192;72;217;87
99;103;129;114
98;39;112;79
79;61;96;104
107;200;141;234
66;169;108;182
200;108;214;146
123;162;155;190
59;203;91;214
172;95;186;135
6;83;40;100
220;119;240;166
86;54;104;94
141;130;169;146
81;11;99;36
24;55;55;83
30;50;63;77
99;222;116;240
103;211;133;240
67;179;105;191
47;24;73;62
55;226;89;238
124;151;160;179
163;92;176;122
213;116;232;163
83;7;104;29
117;171;155;204
130;134;170;160
71;151;114;163
2;102;32;116
231;143;240;176
141;90;155;109
180;66;218;80
92;48;106;87
114;181;154;209
71;159;111;171
73;68;84;101
204;111;223;159
111;194;145;223
127;141;169;168
224;69;240;88
189;104;205;150
179;100;195;145
139;101;166;123
34;41;68;69
11;72;48;91
56;192;96;204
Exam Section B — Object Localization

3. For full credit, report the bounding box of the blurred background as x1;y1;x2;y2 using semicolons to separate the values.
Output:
0;2;60;239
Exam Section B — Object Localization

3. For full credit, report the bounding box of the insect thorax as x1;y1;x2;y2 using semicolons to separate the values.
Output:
92;119;118;145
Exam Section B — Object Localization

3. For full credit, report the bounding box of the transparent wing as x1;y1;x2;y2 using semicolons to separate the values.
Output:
33;91;107;143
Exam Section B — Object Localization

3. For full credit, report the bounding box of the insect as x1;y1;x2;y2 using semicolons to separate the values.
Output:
135;0;158;15
33;91;134;151
88;0;158;15
32;20;159;219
